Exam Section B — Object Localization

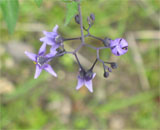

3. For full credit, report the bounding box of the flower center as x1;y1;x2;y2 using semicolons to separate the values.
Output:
122;46;128;50
85;70;93;81
55;35;63;44
37;56;48;66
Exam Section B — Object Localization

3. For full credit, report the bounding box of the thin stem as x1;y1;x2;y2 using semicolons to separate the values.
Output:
78;3;85;44
96;49;99;59
84;44;97;50
98;58;106;72
74;43;84;53
63;34;89;42
74;53;83;70
89;34;104;42
90;58;98;70
98;46;109;50
63;37;81;41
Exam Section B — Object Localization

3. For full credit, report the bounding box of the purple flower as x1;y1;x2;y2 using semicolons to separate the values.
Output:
40;25;63;51
76;69;96;93
110;38;128;56
25;43;57;79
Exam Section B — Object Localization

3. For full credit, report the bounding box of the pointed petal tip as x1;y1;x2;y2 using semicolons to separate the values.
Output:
89;89;93;93
53;25;59;32
34;76;38;79
53;73;57;78
24;51;36;61
44;65;58;78
93;73;96;79
76;86;81;91
38;43;46;55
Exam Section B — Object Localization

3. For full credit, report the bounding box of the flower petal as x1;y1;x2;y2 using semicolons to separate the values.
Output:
50;45;59;55
40;37;54;46
53;25;58;33
24;51;36;61
34;65;42;79
43;31;54;38
38;43;46;55
119;38;128;48
85;80;93;93
44;64;57;77
46;53;56;58
92;73;96;79
76;77;84;90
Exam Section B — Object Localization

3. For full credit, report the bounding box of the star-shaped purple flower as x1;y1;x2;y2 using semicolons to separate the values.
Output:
40;25;63;51
76;69;96;93
25;43;57;79
110;38;128;56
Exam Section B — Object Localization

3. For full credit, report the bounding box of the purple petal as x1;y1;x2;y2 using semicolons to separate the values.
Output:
92;73;96;79
34;65;42;79
43;31;54;38
44;64;57;77
46;53;56;58
119;38;128;48
50;45;59;55
110;39;117;47
76;77;84;90
52;25;58;33
38;43;46;55
40;37;54;46
111;47;123;56
24;51;36;61
85;80;93;93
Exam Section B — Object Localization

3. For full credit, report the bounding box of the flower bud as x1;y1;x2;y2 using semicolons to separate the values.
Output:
108;67;112;72
103;37;111;47
110;62;117;69
90;13;95;21
75;14;80;24
103;71;109;78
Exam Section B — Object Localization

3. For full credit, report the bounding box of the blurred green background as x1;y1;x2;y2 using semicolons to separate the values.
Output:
0;0;159;129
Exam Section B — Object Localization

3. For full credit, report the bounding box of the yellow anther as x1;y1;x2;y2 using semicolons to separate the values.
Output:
33;61;37;64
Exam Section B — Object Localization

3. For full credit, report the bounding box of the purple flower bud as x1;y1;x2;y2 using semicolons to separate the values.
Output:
75;14;80;24
103;37;111;47
104;71;109;78
90;13;95;21
110;62;117;69
110;38;128;56
108;67;112;72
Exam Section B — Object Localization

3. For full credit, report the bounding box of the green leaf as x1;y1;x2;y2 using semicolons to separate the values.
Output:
34;0;43;7
0;0;19;34
64;1;78;26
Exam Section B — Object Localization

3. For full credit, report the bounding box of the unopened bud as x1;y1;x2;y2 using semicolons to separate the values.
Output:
90;13;95;21
111;63;117;69
108;67;112;72
103;37;112;47
104;72;109;78
75;14;80;24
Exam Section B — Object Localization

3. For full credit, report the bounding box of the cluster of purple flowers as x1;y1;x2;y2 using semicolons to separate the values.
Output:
25;14;128;93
